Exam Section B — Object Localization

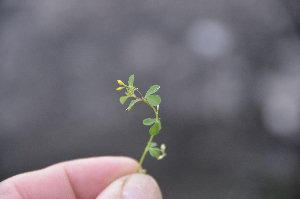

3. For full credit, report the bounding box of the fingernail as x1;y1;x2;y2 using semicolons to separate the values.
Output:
122;173;162;199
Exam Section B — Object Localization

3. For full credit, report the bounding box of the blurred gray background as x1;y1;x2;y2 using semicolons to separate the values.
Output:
1;0;300;198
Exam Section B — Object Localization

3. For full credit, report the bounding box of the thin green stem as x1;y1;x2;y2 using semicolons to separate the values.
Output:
137;134;155;173
130;88;160;173
143;100;159;121
136;99;159;173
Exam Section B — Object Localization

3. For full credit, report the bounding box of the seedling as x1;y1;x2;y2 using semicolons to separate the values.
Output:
116;75;166;173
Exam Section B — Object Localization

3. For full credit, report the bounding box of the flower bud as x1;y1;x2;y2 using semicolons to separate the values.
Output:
160;144;166;152
117;80;125;86
116;87;125;90
157;153;166;160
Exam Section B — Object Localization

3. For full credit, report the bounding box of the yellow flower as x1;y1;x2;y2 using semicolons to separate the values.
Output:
117;80;125;86
116;87;125;90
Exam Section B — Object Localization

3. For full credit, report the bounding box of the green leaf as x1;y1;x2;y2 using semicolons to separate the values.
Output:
149;148;160;158
146;95;161;106
119;96;129;104
145;85;160;96
149;122;160;135
150;142;157;147
128;75;134;87
143;118;156;125
157;120;162;130
126;100;138;111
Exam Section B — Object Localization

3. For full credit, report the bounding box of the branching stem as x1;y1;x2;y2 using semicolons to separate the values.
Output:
116;75;165;173
136;97;159;172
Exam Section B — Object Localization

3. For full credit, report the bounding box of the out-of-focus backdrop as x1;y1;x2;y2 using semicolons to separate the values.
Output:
1;0;300;198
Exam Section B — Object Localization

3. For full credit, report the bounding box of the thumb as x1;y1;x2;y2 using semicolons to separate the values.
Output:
96;173;163;199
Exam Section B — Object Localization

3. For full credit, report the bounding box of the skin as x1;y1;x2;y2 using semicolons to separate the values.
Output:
0;156;162;199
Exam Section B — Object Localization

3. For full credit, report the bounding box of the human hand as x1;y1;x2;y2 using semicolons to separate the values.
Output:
0;156;162;199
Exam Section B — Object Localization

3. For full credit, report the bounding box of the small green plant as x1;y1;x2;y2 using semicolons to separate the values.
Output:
116;75;166;173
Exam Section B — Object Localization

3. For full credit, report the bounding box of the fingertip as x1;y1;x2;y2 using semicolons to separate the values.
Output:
0;182;23;199
97;173;162;199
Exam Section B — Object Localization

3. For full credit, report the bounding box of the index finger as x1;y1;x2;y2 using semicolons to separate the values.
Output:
0;156;139;199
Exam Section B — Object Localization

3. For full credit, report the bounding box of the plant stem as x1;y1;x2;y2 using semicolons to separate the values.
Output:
143;100;159;121
137;134;155;173
135;91;159;173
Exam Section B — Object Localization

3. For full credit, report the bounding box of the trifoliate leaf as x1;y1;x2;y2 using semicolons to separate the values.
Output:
128;75;134;87
126;100;138;111
146;95;161;106
145;85;160;96
149;122;160;135
143;118;156;125
149;148;160;158
119;96;129;104
150;142;157;147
